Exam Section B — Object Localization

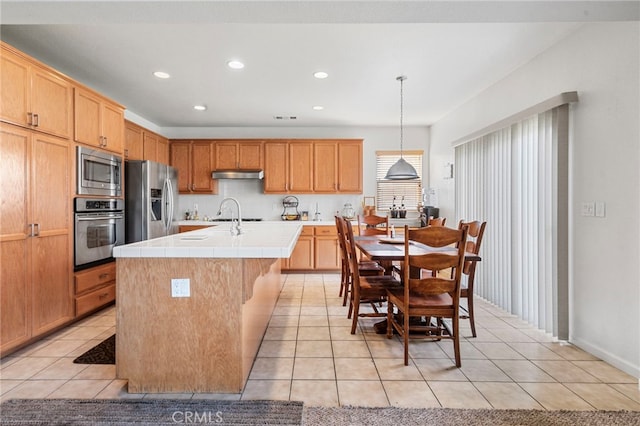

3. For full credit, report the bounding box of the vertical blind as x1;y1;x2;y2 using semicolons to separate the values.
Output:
376;151;423;211
455;107;568;338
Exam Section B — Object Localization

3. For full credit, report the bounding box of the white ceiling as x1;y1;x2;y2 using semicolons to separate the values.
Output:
1;1;637;128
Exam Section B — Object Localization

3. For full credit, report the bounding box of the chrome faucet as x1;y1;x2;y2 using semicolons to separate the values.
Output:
216;197;243;235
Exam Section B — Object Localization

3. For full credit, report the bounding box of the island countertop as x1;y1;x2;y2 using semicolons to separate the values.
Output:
113;221;302;259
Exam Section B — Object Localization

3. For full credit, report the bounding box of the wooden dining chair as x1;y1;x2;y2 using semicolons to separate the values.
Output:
357;214;389;236
343;219;401;334
428;216;446;227
457;220;486;338
386;225;468;366
335;216;385;306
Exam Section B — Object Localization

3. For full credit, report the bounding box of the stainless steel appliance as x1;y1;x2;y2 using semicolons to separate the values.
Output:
125;160;179;243
77;146;123;197
74;197;125;270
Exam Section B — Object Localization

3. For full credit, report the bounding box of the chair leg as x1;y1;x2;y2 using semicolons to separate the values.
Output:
467;293;477;338
453;314;461;368
342;277;350;307
350;298;360;334
403;307;410;366
347;295;353;319
386;300;394;339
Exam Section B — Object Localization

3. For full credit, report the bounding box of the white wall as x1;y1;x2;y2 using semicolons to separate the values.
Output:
429;22;640;377
133;125;430;221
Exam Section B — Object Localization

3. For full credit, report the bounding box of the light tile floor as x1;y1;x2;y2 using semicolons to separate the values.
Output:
2;273;639;409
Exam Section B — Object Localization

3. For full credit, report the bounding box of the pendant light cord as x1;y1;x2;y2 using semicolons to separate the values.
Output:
397;75;406;159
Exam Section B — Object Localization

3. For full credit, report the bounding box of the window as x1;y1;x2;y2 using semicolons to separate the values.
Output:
376;151;423;211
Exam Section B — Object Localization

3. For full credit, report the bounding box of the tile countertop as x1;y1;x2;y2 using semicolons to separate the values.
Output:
113;222;303;259
179;219;340;226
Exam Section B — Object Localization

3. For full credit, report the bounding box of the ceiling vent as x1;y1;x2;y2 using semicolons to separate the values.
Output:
273;116;297;121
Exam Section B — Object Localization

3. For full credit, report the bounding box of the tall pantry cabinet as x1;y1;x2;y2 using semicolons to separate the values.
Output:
0;42;74;355
0;123;74;354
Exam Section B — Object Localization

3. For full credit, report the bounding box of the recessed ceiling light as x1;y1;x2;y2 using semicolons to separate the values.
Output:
193;105;207;111
313;71;328;79
227;60;245;70
312;105;324;111
153;71;170;79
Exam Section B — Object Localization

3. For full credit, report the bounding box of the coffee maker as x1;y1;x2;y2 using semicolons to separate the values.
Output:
420;206;440;227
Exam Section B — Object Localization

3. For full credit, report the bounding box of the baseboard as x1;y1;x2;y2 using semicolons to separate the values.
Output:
570;336;640;381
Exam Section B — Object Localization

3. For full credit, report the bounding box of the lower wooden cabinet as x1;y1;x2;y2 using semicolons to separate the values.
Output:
74;262;116;317
283;225;340;271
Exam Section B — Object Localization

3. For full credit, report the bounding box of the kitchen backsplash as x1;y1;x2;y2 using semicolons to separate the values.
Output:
178;178;364;221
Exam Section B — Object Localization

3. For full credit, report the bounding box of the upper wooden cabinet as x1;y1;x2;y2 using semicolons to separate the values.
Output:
265;139;362;194
124;120;143;160
214;140;263;170
264;140;314;194
0;43;73;140
170;140;217;194
74;87;124;154
125;120;169;164
337;140;363;193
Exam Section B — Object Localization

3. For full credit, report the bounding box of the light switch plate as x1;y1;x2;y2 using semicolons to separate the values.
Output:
171;278;190;298
581;202;595;217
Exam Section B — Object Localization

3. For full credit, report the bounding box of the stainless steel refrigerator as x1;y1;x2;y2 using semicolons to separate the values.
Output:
125;160;179;243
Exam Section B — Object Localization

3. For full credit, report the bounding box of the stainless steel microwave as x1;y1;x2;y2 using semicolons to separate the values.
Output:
77;146;122;197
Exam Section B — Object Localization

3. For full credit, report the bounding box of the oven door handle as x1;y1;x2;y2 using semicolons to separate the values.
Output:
76;214;124;221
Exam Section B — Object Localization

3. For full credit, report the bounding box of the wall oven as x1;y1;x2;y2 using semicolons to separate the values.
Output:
77;146;122;197
74;197;125;270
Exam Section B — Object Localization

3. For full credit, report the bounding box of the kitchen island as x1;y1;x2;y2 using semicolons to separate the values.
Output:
112;222;302;393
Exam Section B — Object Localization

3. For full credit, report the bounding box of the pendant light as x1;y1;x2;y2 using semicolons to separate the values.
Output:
385;75;419;180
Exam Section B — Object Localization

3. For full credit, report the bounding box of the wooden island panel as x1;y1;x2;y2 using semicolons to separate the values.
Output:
116;256;281;393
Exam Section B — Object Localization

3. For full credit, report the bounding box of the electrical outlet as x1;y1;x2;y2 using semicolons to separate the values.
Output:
580;202;595;217
171;278;190;298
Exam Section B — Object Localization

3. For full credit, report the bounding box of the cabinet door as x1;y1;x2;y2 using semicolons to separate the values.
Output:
264;142;288;193
313;141;338;192
338;141;363;193
192;141;216;193
157;136;169;165
214;142;238;170
287;236;314;270
289;142;313;193
0;49;30;128
0;124;31;353
314;237;340;270
143;132;158;162
30;133;73;335
101;102;124;154
124;121;143;160
170;141;192;193
238;142;263;169
74;88;102;147
31;65;73;139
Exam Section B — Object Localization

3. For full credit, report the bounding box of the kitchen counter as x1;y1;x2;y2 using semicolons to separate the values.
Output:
178;219;339;226
114;221;302;393
113;221;303;259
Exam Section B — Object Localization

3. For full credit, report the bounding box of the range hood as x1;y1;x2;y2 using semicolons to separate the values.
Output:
211;170;264;180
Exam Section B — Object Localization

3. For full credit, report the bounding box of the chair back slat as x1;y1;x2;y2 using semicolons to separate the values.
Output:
403;225;467;300
410;278;456;296
357;214;389;236
457;220;487;275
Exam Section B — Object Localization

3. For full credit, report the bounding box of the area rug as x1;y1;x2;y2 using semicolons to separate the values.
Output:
303;406;640;426
73;335;115;365
0;399;303;425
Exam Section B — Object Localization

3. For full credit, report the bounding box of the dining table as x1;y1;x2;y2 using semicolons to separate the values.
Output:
354;234;482;333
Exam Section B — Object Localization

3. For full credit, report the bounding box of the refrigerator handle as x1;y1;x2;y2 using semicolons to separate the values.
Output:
166;178;174;231
162;177;170;231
